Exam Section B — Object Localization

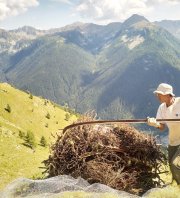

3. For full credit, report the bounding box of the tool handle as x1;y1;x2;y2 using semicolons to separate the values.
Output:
62;118;180;133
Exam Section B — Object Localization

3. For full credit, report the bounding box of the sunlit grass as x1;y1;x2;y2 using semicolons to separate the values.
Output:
0;134;48;190
145;184;180;198
0;83;77;190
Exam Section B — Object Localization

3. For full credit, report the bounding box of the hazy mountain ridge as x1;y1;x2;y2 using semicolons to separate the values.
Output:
0;14;180;123
76;18;180;120
0;27;39;54
155;20;180;39
55;22;122;54
0;16;179;56
5;35;96;107
1;15;179;55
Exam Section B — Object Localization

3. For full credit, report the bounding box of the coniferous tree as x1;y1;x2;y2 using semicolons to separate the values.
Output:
46;112;50;119
29;93;33;99
25;130;36;149
19;130;25;139
40;136;48;147
5;104;11;113
65;113;70;121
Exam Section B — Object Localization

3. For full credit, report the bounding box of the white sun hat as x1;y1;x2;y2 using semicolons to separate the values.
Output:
153;83;175;96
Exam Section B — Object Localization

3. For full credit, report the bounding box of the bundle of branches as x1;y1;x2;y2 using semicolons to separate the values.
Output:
43;113;167;195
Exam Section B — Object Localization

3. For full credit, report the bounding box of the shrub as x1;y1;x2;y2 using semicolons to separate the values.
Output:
5;104;11;113
44;100;47;105
25;130;36;149
40;136;48;147
29;94;33;99
19;130;26;139
65;113;70;121
46;113;50;119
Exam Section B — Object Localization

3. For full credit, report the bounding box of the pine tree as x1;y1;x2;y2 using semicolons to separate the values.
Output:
40;136;48;147
19;130;25;139
25;131;36;149
5;104;11;113
46;112;50;119
65;113;70;121
29;93;33;99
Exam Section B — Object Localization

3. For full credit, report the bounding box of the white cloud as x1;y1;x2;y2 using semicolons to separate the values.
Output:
50;0;73;5
147;0;180;5
0;0;39;21
75;0;180;23
75;0;148;23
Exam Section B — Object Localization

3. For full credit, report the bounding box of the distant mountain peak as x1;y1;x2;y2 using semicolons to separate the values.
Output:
60;22;87;31
12;26;37;33
17;26;37;31
123;14;149;27
10;26;45;36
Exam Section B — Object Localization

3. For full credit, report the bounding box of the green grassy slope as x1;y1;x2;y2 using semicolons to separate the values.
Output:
0;83;77;189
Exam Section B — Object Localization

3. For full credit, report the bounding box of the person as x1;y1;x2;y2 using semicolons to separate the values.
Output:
147;83;180;185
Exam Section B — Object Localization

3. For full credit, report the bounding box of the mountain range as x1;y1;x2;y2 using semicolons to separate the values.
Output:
0;14;180;125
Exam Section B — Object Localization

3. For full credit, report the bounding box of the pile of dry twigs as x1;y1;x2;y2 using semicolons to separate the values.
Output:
43;113;167;195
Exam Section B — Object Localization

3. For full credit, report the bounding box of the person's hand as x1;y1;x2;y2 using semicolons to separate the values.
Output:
147;117;160;128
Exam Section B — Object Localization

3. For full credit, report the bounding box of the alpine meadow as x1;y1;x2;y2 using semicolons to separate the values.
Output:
0;83;77;189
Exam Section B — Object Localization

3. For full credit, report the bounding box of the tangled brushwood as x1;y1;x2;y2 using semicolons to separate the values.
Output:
43;113;167;195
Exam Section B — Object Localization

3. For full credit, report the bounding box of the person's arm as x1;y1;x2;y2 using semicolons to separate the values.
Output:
147;104;166;131
157;122;166;131
147;117;166;131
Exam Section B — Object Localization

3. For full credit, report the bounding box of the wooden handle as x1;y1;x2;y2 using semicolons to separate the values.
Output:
62;118;180;133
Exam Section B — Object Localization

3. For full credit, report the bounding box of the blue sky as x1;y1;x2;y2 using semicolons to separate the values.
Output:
0;0;180;30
